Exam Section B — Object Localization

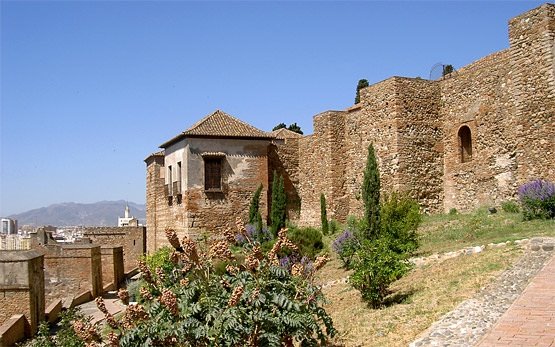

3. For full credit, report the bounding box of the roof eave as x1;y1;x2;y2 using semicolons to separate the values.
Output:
160;133;275;149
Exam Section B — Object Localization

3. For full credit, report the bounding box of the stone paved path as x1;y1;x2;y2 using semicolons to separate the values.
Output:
410;238;554;347
77;291;125;324
476;254;555;347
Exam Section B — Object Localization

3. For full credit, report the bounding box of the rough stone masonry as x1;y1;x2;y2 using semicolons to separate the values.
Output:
145;4;554;250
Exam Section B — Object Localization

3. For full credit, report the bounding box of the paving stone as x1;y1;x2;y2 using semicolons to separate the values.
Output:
409;237;555;347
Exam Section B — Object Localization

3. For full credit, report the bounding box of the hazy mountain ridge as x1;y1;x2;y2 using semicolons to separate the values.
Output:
8;200;146;227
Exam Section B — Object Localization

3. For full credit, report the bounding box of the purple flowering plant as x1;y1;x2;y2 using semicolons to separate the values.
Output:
279;254;314;275
235;223;273;246
518;179;555;220
332;229;360;268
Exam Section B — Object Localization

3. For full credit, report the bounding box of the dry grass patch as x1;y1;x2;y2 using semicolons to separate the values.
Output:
321;246;522;347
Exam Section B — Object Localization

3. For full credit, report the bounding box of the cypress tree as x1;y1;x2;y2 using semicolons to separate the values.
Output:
320;193;329;235
355;79;369;104
248;184;263;225
270;172;287;236
362;143;380;240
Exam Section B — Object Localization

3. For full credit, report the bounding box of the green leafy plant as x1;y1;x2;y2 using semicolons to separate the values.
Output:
320;193;329;235
362;143;381;240
272;123;287;131
380;192;422;254
23;308;87;347
270;172;287;236
287;226;324;259
355;79;369;104
442;64;454;76
248;184;264;231
501;200;520;214
448;208;458;215
329;219;339;235
287;123;303;135
75;224;335;346
350;238;412;308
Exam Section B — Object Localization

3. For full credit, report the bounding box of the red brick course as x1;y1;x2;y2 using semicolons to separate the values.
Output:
477;254;555;347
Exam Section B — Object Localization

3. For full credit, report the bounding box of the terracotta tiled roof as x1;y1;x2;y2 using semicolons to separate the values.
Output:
184;110;272;138
270;128;303;139
160;110;274;148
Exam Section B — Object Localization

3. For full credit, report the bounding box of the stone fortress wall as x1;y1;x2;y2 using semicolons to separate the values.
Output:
292;4;554;224
145;4;554;245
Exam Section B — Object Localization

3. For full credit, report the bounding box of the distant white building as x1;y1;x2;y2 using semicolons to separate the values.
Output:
118;204;137;227
1;218;18;235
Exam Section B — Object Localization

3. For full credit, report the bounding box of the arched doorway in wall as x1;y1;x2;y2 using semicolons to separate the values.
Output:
458;125;472;163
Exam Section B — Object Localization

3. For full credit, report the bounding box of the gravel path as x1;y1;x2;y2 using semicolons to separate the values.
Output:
409;237;555;347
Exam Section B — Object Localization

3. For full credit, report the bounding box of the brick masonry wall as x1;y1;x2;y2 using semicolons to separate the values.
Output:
42;245;102;304
183;141;270;240
147;139;271;251
269;137;301;222
298;112;342;225
394;78;444;213
509;4;555;185
0;252;44;334
146;5;554;231
83;227;146;272
346;79;401;218
0;291;29;326
440;50;517;212
100;247;124;289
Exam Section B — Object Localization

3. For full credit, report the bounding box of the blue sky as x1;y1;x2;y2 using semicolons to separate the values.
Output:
0;1;545;216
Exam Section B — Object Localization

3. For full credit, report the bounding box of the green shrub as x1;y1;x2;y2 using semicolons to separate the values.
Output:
346;215;368;237
350;238;412;308
381;192;421;254
248;184;263;228
287;226;324;259
23;308;87;347
142;246;176;285
329;219;339;235
320;193;329;235
362;144;381;240
125;279;142;303
449;208;458;215
501;200;520;214
75;228;335;346
270;172;287;236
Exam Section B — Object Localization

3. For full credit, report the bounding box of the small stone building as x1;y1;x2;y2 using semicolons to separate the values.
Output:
145;110;276;249
146;4;555;250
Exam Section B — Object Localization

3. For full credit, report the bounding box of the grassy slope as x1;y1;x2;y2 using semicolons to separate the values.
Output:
418;208;555;255
319;210;554;346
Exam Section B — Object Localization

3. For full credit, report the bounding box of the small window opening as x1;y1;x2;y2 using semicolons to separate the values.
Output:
204;158;222;191
167;165;173;195
458;125;473;163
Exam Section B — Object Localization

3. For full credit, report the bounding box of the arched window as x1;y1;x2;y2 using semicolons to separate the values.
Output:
458;125;472;163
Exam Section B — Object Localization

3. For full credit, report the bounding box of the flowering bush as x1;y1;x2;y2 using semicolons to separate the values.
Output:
71;222;335;346
332;230;359;268
518;179;555;220
234;223;273;245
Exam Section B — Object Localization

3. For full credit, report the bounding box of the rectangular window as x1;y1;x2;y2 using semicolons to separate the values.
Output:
167;165;173;195
204;158;222;191
176;161;182;194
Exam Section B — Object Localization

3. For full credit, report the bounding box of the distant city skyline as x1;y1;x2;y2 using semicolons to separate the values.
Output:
0;1;544;215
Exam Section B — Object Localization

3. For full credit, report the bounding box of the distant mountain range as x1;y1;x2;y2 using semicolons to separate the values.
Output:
8;200;146;227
